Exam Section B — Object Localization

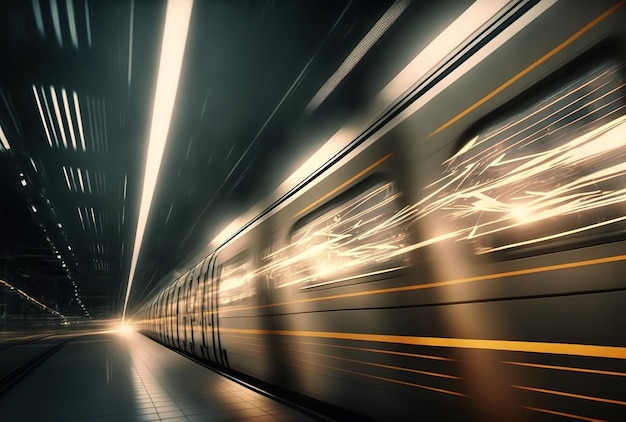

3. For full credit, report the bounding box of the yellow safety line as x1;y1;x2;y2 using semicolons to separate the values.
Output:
219;328;626;360
292;152;394;219
429;0;626;137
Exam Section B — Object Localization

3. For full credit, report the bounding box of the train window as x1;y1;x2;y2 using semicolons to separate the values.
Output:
279;179;410;290
218;252;256;306
429;61;626;256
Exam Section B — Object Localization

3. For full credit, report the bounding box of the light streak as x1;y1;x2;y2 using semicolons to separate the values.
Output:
0;125;10;150
66;0;78;49
0;279;65;317
62;166;72;190
41;87;59;147
73;92;86;151
50;0;63;47
32;85;52;146
62;89;77;150
247;63;626;292
415;62;626;255
123;0;194;322
50;86;68;148
258;182;410;291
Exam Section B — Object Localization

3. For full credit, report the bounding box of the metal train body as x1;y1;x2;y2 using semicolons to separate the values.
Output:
135;1;626;420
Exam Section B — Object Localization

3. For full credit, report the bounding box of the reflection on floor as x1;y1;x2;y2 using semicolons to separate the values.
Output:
0;328;317;421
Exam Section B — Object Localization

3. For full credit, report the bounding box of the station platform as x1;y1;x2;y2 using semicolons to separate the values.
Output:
0;326;318;421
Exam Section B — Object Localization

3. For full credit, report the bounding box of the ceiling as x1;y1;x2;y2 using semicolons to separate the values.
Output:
0;0;463;319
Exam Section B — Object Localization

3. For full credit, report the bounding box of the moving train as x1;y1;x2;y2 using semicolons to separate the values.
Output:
135;1;626;420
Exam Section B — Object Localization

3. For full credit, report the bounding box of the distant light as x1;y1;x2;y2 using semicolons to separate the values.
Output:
21;179;27;187
31;205;37;212
0;125;10;150
30;157;38;172
56;254;62;259
123;0;194;322
57;222;62;228
68;245;72;251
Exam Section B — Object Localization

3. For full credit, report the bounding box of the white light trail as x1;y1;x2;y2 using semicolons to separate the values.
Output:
84;0;92;47
66;0;78;49
73;92;86;151
62;88;77;150
85;169;92;193
0;125;10;150
63;166;72;190
128;0;135;89
123;0;194;322
41;87;59;147
50;0;63;47
0;279;64;317
77;168;85;192
32;85;52;146
32;0;44;35
50;87;68;148
413;62;626;255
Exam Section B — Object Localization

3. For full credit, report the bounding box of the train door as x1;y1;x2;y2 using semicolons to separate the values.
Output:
201;254;216;362
165;288;172;345
188;265;200;356
160;293;166;343
212;256;226;366
175;282;183;349
182;271;192;353
191;259;206;359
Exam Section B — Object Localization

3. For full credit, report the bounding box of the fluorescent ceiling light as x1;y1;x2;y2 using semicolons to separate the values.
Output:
73;92;86;151
0;125;10;150
66;0;78;49
122;0;194;322
33;85;53;147
62;88;77;150
50;86;68;148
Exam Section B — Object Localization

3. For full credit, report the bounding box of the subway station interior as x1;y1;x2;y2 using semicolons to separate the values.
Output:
1;0;625;421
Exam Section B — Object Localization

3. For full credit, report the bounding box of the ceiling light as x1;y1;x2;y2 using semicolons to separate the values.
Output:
122;0;194;322
0;125;10;150
73;92;86;151
33;85;53;147
62;89;77;150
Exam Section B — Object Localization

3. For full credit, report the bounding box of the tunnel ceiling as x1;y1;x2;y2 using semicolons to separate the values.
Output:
0;0;450;318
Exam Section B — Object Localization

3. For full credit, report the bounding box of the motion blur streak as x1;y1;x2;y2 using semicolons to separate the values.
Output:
523;406;604;422
219;328;626;360
122;0;194;322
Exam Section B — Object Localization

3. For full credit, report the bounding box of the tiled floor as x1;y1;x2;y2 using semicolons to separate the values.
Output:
0;329;317;421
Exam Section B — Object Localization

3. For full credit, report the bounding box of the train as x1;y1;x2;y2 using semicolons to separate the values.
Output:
134;1;626;420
